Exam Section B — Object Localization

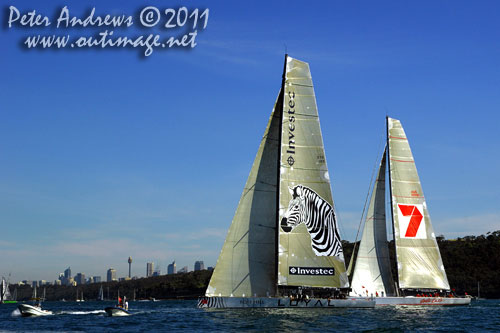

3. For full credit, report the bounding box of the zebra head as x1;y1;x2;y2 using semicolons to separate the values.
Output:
281;185;307;233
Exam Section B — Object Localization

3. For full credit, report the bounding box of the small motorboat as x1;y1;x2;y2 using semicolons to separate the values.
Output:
18;303;53;317
104;306;131;316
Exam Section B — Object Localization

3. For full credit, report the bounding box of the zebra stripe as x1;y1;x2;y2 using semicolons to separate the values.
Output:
197;297;226;309
281;185;343;257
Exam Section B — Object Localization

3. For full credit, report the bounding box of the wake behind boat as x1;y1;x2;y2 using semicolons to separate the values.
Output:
348;117;471;306
198;55;374;309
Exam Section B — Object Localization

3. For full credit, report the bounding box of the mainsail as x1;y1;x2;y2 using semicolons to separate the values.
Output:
387;117;450;290
206;55;348;297
278;57;347;288
350;148;395;296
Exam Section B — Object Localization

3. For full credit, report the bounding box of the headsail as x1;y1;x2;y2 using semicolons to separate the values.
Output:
1;277;12;301
387;117;450;290
278;57;348;288
205;85;282;298
350;148;396;296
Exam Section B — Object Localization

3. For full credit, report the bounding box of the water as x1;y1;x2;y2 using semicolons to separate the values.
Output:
1;299;499;332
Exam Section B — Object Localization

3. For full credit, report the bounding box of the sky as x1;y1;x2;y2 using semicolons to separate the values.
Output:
1;0;499;283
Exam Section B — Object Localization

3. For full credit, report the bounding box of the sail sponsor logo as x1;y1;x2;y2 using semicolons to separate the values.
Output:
398;204;426;239
289;266;334;276
285;90;296;166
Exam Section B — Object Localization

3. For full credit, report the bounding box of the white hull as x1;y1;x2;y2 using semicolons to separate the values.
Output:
198;296;375;308
351;296;471;306
18;304;53;317
104;306;131;316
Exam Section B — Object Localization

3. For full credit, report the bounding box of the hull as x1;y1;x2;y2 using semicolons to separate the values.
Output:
18;304;53;317
352;296;471;306
198;297;375;309
104;306;131;316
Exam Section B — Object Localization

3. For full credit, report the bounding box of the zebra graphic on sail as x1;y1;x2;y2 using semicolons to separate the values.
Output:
281;185;343;257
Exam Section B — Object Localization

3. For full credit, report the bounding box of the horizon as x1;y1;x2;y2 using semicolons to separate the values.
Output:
1;1;499;283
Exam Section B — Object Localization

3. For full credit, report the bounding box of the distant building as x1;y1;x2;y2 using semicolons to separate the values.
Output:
167;261;176;274
178;266;188;274
32;281;38;288
64;267;72;279
194;261;204;271
207;266;214;271
75;273;86;285
38;280;47;286
54;280;61;286
87;277;94;284
107;268;117;282
146;262;154;277
93;276;101;283
152;270;161;276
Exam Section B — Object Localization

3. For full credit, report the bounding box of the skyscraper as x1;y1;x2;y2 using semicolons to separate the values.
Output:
194;261;204;271
146;262;154;277
107;268;117;282
64;267;72;279
75;273;86;285
167;261;176;274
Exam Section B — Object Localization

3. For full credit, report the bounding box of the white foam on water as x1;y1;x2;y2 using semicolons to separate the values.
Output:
11;308;21;317
59;309;106;315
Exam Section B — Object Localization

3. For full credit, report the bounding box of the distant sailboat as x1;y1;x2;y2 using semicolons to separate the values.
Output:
76;289;84;302
98;285;104;301
349;117;470;306
1;276;16;304
198;55;375;308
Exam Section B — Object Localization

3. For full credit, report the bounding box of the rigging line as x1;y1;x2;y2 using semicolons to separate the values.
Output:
347;123;386;277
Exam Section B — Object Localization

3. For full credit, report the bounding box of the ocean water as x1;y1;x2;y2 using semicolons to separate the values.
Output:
1;299;499;332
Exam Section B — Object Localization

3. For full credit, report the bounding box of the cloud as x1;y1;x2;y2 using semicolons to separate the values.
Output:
436;213;500;239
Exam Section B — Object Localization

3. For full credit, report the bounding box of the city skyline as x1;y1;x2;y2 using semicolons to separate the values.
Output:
9;259;207;285
1;1;500;282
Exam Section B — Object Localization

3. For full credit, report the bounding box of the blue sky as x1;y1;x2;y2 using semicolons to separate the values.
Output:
1;0;499;283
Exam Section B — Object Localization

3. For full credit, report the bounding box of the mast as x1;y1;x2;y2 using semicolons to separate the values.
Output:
275;54;287;295
386;116;400;295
